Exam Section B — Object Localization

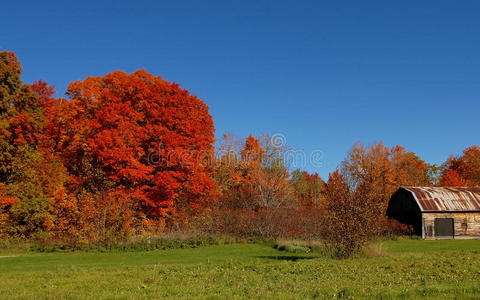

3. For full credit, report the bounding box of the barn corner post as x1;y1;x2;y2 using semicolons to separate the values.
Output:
421;216;425;239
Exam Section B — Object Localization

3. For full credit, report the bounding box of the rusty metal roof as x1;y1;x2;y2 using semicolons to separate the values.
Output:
402;186;480;212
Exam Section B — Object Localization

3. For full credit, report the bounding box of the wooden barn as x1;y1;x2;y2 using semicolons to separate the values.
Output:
387;187;480;239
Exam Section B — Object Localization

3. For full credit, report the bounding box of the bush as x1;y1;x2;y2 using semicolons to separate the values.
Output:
321;171;381;258
9;234;244;253
192;207;323;240
385;218;414;236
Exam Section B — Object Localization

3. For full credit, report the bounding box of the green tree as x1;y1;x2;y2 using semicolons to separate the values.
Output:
291;169;324;207
0;50;52;236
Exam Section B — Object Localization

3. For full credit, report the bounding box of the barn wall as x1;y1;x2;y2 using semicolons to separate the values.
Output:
422;212;480;239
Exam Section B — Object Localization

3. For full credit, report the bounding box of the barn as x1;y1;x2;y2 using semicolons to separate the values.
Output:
387;187;480;239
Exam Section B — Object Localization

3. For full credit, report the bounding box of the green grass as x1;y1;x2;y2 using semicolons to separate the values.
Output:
1;238;480;299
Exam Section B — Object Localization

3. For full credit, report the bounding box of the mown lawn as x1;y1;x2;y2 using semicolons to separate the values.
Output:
1;239;480;299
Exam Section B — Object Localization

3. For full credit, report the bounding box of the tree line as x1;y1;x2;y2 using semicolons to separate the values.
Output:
1;50;479;256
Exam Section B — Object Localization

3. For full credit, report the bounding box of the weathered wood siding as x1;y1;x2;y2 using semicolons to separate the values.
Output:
422;212;480;239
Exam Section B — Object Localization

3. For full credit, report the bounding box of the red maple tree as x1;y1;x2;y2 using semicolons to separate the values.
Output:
57;70;216;221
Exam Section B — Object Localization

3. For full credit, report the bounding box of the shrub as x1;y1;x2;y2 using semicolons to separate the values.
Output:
193;207;323;240
321;171;381;258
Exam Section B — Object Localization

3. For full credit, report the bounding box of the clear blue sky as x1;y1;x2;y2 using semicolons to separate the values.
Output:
2;0;479;178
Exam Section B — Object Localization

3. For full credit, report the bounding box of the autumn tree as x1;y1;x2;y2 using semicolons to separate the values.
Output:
30;80;69;154
235;134;292;209
212;133;245;209
29;80;78;238
390;145;430;187
0;50;54;236
341;142;393;217
441;146;480;186
321;170;380;258
213;134;292;210
238;134;265;208
0;51;44;179
255;135;292;208
291;169;324;208
340;142;430;230
439;169;464;186
57;70;216;225
213;133;261;209
209;133;319;238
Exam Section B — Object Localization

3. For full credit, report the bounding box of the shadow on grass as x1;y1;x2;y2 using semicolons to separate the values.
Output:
255;255;318;261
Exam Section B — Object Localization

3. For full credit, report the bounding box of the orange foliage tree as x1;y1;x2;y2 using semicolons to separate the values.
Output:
441;146;480;186
340;142;430;228
208;133;320;239
54;70;216;226
291;169;324;208
322;170;382;258
215;134;292;209
439;169;464;186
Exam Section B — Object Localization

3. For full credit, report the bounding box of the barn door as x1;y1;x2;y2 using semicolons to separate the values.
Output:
434;218;454;238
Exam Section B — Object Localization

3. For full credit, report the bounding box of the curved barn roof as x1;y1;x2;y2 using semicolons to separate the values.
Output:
402;186;480;212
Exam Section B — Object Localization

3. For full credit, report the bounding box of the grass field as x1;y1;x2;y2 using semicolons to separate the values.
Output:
1;238;480;299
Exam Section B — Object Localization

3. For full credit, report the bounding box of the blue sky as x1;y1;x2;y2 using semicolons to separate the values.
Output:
2;0;479;178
